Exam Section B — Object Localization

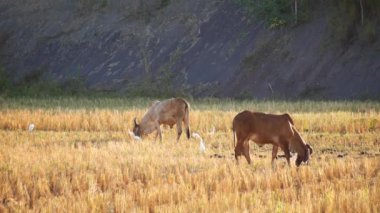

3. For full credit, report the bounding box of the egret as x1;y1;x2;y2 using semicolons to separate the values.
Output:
128;130;142;141
28;123;35;132
208;126;216;135
192;132;206;153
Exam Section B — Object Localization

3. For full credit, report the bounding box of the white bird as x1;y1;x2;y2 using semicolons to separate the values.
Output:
128;130;142;141
199;140;206;153
208;126;216;135
192;132;206;153
28;123;35;132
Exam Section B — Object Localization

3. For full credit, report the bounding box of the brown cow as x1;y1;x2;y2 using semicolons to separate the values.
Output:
133;98;190;142
232;110;313;167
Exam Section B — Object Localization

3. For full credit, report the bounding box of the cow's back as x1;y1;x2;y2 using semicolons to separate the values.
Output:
233;111;294;143
251;112;292;135
154;98;188;125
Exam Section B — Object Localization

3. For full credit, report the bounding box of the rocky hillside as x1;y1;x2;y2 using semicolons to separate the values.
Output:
1;0;379;99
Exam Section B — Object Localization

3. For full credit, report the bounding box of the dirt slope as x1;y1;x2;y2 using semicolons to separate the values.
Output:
0;0;379;99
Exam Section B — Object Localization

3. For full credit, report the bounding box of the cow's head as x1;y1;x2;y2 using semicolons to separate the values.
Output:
296;143;313;167
133;118;142;137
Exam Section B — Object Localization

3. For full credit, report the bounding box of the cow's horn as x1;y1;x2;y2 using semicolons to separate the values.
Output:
133;117;138;125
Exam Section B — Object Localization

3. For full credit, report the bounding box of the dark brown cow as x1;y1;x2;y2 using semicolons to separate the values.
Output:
232;110;313;167
133;98;190;142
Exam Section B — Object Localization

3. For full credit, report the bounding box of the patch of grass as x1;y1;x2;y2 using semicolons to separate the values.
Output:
0;65;11;92
2;97;380;112
159;0;171;9
0;98;379;211
299;85;326;99
0;67;90;98
235;89;252;100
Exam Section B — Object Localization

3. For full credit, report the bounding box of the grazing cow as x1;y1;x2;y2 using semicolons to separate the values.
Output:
133;98;190;142
232;110;313;167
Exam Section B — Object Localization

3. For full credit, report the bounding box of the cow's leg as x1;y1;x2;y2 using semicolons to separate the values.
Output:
243;140;251;164
155;123;162;142
271;145;279;168
176;119;183;142
234;144;243;163
280;143;291;167
234;133;246;164
284;145;291;167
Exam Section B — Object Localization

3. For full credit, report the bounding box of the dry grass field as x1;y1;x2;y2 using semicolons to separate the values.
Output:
0;97;379;212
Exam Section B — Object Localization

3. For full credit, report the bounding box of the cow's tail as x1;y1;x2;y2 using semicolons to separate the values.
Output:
284;113;294;125
184;101;191;139
232;121;236;148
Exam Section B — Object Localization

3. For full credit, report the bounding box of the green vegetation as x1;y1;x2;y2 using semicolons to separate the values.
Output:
124;75;187;98
160;0;171;9
237;0;311;28
327;0;379;45
99;0;108;8
0;63;217;99
1;96;380;113
0;66;88;97
77;0;108;12
0;66;11;92
237;0;379;46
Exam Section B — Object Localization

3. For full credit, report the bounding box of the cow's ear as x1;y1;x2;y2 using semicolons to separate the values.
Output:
307;144;313;155
133;117;138;126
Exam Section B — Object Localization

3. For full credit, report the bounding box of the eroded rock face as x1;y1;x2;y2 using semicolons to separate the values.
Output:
1;0;380;99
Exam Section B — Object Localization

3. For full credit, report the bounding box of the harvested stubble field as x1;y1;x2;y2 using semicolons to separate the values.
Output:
0;97;379;212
